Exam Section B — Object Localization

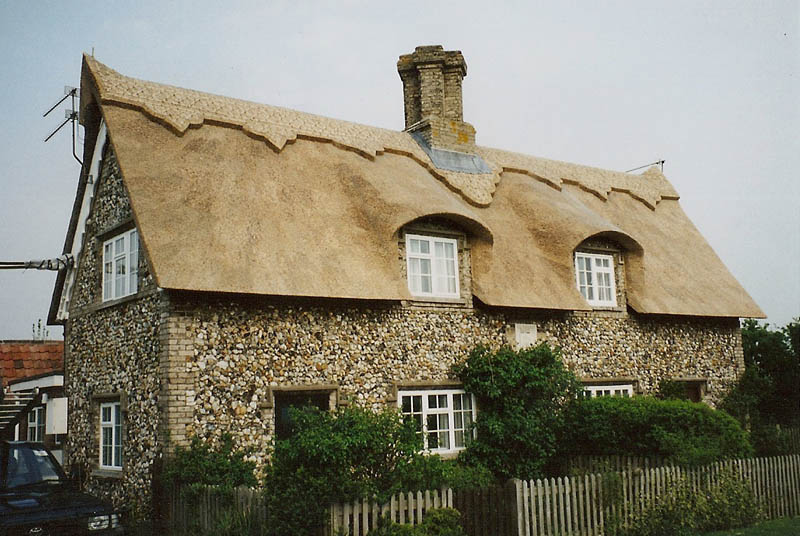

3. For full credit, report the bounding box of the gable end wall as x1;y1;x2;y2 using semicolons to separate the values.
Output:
64;146;165;519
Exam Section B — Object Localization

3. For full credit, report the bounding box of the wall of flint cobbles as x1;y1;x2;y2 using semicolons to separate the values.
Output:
65;146;162;519
168;297;742;476
66;295;162;518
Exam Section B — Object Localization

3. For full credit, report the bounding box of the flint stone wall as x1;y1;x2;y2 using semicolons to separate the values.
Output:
65;145;162;519
66;295;162;518
167;296;742;475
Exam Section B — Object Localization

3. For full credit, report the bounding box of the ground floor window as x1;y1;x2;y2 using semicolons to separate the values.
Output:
273;391;331;441
27;406;45;442
99;402;123;470
398;389;475;454
669;378;707;403
582;383;633;398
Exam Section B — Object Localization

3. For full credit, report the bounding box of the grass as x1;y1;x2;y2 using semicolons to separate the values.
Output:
702;517;800;535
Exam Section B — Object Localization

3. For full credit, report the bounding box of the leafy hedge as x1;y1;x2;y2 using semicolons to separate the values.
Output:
367;509;465;536
453;344;581;480
560;396;753;466
262;406;489;536
164;433;257;489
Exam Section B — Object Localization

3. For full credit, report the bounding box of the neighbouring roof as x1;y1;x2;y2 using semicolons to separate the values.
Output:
0;341;64;388
51;55;763;319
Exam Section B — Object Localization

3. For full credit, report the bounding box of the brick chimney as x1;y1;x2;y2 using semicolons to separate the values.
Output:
398;45;476;152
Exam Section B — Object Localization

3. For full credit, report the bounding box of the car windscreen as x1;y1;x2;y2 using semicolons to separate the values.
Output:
4;444;65;489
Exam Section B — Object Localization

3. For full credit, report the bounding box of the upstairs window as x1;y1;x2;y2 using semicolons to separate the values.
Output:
398;389;475;454
103;229;138;301
575;252;616;307
406;234;459;299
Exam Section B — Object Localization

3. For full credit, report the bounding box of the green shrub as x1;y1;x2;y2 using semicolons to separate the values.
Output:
367;518;420;536
418;508;465;536
561;396;753;466
164;433;257;489
722;319;800;456
619;469;761;536
264;406;434;536
397;454;495;492
367;508;465;536
736;319;800;427
748;424;796;456
453;344;581;480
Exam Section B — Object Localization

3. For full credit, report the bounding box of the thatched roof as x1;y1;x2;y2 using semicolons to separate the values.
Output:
55;55;763;318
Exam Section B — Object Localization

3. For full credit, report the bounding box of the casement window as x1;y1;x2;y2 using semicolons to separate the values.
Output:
582;383;633;399
99;402;123;470
575;252;617;307
27;407;45;442
406;234;459;299
273;391;331;441
102;229;139;301
398;389;475;454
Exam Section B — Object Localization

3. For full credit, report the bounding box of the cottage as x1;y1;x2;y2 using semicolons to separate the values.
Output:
48;46;762;515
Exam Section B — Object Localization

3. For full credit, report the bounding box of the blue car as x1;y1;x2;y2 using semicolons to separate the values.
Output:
0;441;123;535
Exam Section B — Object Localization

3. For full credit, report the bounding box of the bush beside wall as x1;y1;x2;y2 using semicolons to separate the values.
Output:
561;396;753;466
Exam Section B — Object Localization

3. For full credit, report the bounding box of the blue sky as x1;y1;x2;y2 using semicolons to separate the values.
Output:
0;0;798;339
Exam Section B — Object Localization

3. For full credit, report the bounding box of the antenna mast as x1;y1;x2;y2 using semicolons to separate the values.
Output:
43;86;82;165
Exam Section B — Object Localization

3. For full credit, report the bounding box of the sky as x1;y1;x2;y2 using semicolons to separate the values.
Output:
0;0;798;340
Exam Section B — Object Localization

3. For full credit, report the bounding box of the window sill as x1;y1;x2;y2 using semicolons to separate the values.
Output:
586;302;618;309
428;450;462;461
92;468;123;479
403;296;471;309
98;293;140;310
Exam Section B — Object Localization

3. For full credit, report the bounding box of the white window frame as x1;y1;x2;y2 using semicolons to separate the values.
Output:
582;383;633;399
102;229;139;302
574;252;617;307
99;402;123;470
405;234;460;299
398;389;476;454
27;406;45;442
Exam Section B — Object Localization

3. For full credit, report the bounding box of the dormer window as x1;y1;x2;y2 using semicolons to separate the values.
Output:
575;252;616;307
406;234;459;299
102;229;138;302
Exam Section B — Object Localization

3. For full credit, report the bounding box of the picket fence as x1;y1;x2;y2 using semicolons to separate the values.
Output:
329;484;519;536
330;488;454;535
166;484;269;535
331;455;800;536
515;456;800;536
165;454;800;536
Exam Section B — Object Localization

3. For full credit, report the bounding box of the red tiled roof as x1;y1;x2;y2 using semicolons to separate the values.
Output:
0;341;64;388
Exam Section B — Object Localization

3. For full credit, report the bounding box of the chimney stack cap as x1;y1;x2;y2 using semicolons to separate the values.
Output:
397;45;467;77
